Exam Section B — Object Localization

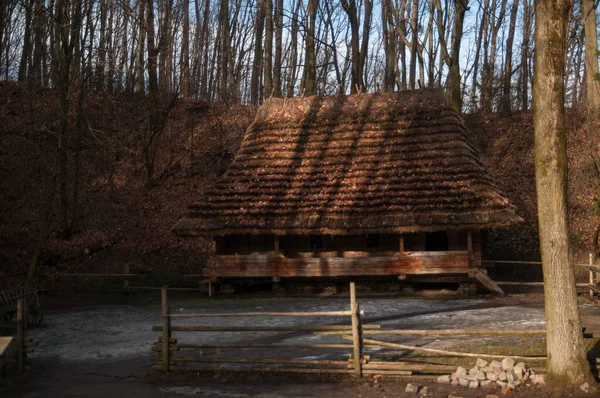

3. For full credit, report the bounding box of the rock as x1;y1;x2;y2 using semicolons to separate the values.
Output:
530;374;546;385
466;375;478;382
506;370;515;383
501;358;515;370
492;367;503;375
580;382;590;393
481;366;493;372
485;395;499;398
468;381;479;388
498;371;507;381
501;386;512;395
481;380;495;388
496;381;507;388
490;360;502;368
405;383;419;393
486;372;498;381
476;358;488;368
507;382;516;390
515;362;527;373
437;375;451;384
451;372;458;382
512;365;524;379
476;370;487;380
419;386;429;395
469;367;479;376
459;379;470;387
456;366;467;379
451;379;460;387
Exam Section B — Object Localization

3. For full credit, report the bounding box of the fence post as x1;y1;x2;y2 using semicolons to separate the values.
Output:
161;287;170;372
16;299;24;374
350;282;362;377
590;253;595;298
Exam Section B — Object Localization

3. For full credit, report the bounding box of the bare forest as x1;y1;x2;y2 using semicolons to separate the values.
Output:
1;0;600;280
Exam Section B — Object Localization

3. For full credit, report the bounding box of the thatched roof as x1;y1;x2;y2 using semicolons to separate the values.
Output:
173;90;522;237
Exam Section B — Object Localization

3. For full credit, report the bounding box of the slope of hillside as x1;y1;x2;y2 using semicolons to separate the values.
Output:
465;110;600;263
1;82;598;284
0;82;255;279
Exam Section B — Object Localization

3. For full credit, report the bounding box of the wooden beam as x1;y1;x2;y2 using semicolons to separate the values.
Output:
474;269;504;295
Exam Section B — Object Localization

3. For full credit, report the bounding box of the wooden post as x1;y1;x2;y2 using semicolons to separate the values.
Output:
467;232;473;267
594;253;600;290
399;235;404;254
590;253;595;298
274;235;280;254
16;299;24;375
161;287;170;372
349;282;362;377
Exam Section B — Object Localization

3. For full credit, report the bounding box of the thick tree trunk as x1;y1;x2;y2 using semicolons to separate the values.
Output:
533;0;597;388
583;0;600;115
449;0;467;113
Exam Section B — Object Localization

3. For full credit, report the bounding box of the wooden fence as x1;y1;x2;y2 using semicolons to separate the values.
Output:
0;299;38;376
150;282;600;378
152;282;371;376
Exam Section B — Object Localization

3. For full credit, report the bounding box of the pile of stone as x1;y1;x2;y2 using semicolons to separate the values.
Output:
436;357;546;390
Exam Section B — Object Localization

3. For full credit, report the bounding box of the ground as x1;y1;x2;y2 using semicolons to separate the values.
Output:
1;291;599;397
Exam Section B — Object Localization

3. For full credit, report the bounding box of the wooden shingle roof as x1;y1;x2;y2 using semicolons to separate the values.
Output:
173;90;522;236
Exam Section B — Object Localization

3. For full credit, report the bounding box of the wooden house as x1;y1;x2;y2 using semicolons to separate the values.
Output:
173;90;522;293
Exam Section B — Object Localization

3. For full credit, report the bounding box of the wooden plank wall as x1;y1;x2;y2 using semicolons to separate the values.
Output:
205;251;470;278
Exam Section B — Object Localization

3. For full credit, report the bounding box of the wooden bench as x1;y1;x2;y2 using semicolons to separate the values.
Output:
0;336;13;377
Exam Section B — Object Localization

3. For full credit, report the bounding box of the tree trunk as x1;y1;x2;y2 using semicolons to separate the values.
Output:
521;0;532;110
583;0;600;115
146;0;159;93
272;0;283;97
18;0;34;82
218;0;230;102
409;0;418;89
341;0;360;93
360;0;372;90
304;0;317;96
287;0;301;97
136;0;146;93
449;0;467;112
533;0;598;388
181;0;190;97
250;0;265;105
500;0;519;113
382;0;396;92
264;0;273;97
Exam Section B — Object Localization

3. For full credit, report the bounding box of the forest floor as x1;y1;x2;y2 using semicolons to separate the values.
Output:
1;292;599;397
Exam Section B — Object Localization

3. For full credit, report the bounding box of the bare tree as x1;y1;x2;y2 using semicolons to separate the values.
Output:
533;0;598;388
